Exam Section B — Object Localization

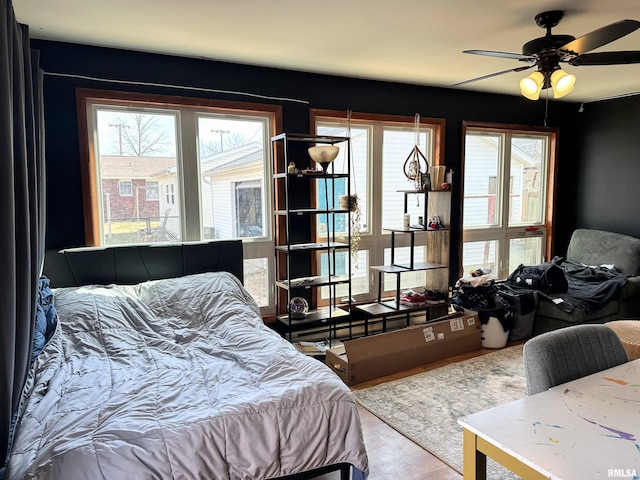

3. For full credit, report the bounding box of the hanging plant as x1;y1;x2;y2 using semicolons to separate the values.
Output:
349;198;362;270
343;110;362;271
339;193;362;267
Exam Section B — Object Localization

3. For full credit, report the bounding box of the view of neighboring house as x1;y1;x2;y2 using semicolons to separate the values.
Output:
100;143;266;244
99;155;176;241
464;135;541;269
199;142;265;239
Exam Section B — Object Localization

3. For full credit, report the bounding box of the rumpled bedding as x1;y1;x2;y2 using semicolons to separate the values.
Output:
7;272;368;480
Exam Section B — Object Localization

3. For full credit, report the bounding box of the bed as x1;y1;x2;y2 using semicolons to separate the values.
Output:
6;241;369;480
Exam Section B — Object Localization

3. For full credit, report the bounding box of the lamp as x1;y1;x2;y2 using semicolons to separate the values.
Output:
519;71;544;100
308;145;339;174
520;69;576;100
550;69;576;99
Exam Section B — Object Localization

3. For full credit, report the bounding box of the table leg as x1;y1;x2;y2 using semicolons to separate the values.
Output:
462;428;486;480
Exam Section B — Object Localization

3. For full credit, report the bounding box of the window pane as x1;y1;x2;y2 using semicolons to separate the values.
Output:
319;250;369;299
244;257;269;307
96;109;181;245
463;134;502;228
462;240;497;277
315;125;369;235
508;237;543;274
198;116;267;240
509;136;546;226
119;180;132;196
383;247;426;290
145;180;159;200
317;177;348;236
382;129;430;231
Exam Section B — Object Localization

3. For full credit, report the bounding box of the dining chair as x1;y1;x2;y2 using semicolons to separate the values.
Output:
523;324;629;395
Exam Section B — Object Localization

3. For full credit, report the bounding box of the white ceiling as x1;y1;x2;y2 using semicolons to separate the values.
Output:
13;0;640;103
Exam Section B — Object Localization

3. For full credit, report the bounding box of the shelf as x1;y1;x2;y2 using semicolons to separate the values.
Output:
276;307;350;331
360;184;452;325
396;189;452;194
273;172;349;179
275;208;350;216
276;275;351;290
275;241;349;252
370;262;447;273
271;132;353;343
356;301;446;315
384;226;450;233
378;300;448;311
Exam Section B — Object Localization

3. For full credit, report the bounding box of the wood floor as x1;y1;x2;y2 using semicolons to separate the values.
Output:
314;345;522;479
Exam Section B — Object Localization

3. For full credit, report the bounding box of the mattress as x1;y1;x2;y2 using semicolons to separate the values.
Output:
7;272;368;479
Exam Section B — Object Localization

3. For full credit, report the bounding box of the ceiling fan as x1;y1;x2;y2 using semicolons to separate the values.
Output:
454;10;640;100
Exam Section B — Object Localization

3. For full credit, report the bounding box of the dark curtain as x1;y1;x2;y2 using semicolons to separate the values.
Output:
0;0;46;474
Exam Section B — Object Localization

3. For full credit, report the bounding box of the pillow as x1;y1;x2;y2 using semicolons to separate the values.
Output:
31;276;57;362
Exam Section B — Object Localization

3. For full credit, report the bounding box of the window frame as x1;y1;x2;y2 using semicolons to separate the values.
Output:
460;121;558;278
76;89;282;312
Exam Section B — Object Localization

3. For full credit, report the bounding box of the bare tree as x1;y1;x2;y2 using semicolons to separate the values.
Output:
199;131;251;157
108;113;172;156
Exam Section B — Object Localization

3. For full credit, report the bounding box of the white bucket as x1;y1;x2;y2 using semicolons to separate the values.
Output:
481;317;509;349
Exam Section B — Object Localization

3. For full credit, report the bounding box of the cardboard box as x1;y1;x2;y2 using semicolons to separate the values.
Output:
325;313;481;386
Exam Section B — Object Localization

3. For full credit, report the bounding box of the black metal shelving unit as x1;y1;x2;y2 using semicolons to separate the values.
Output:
355;188;452;335
270;133;353;344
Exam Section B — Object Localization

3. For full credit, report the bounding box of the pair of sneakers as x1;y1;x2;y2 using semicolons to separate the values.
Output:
400;289;447;306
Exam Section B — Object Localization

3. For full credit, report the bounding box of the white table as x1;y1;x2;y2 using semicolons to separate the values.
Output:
458;359;640;479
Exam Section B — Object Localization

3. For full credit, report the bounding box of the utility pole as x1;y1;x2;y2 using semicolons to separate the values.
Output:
110;123;130;155
211;129;229;152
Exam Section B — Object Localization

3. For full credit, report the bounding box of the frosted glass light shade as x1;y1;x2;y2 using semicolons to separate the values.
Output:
550;70;576;99
520;71;544;100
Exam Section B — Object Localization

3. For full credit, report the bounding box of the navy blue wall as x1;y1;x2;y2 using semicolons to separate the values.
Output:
34;39;612;279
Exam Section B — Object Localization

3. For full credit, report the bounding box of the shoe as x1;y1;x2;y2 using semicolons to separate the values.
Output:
423;289;448;304
400;290;426;306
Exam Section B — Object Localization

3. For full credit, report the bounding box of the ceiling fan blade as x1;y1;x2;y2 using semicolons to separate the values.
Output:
559;19;640;55
452;65;533;87
463;50;534;61
570;51;640;66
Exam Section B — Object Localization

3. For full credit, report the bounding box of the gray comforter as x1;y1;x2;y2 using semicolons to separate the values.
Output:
7;272;368;479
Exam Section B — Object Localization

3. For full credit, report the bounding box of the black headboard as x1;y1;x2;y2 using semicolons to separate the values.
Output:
43;240;244;288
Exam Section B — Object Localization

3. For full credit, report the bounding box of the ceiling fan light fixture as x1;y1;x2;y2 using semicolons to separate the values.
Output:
520;71;544;100
550;69;576;98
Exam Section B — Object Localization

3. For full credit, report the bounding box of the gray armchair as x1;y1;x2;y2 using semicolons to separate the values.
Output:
523;324;629;395
534;229;640;334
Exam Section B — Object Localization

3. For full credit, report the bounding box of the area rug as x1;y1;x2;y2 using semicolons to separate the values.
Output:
352;344;526;478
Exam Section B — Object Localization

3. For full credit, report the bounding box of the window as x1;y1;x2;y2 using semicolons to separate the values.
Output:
77;89;282;310
461;123;557;279
312;110;445;302
145;180;159;200
119;180;132;196
235;181;263;238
